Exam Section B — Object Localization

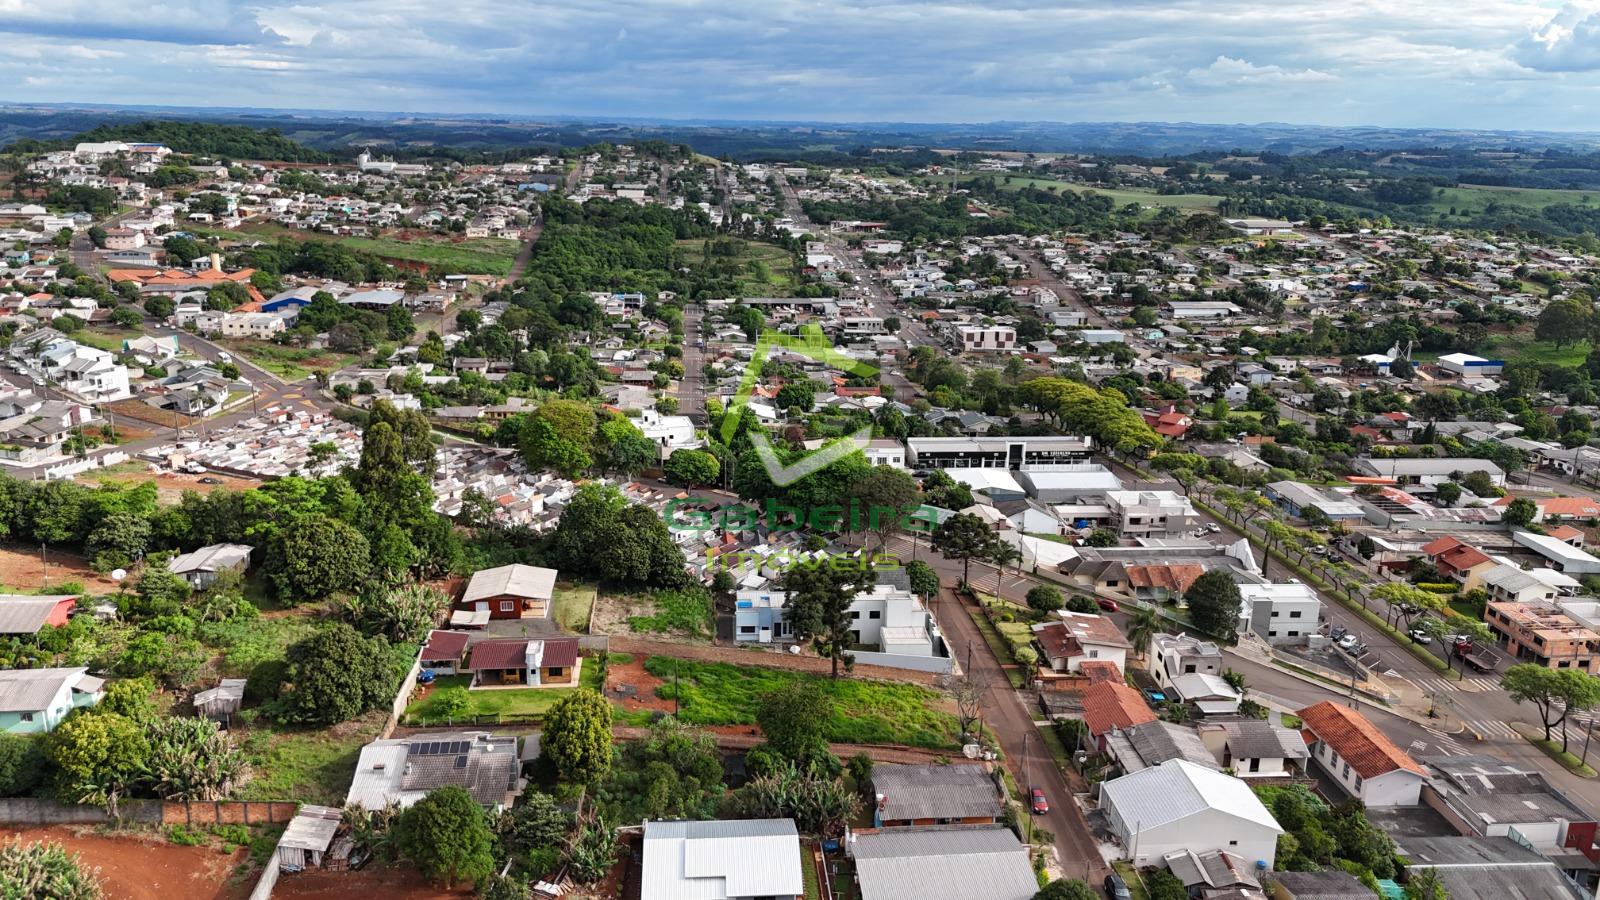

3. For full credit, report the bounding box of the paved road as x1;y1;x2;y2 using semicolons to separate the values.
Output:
1014;247;1115;329
680;305;707;424
938;587;1110;881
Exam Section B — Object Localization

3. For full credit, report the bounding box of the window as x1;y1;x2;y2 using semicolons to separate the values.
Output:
546;666;564;677
739;625;756;634
500;601;515;612
1268;631;1278;637
1287;630;1300;638
1342;761;1351;779
1354;774;1363;790
1088;650;1099;659
1248;758;1260;773
19;712;33;722
1289;610;1303;619
1271;611;1280;618
869;611;881;620
1184;664;1197;674
1229;840;1238;846
851;611;861;620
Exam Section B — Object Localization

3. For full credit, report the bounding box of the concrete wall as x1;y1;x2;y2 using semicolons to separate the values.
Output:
0;799;299;826
383;651;424;739
850;649;955;674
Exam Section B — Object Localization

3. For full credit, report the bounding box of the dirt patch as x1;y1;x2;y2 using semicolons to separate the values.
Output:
270;862;472;899
589;591;665;638
2;826;250;900
0;543;120;594
80;468;263;504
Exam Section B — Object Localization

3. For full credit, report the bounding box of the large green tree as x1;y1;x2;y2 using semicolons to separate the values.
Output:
1504;664;1600;747
780;564;871;678
396;785;496;888
543;689;614;788
271;514;370;600
274;624;396;726
756;681;831;765
663;449;720;486
932;513;995;587
1185;569;1243;640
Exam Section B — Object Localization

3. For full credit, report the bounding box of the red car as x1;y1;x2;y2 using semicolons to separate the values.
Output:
1096;597;1120;613
1030;787;1049;815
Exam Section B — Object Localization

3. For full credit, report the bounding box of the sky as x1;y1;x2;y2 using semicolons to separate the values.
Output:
6;1;1600;130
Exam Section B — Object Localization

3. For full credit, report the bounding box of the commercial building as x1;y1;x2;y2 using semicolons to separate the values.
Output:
1100;759;1283;867
1484;601;1600;673
906;436;1093;470
957;325;1017;353
1104;490;1199;538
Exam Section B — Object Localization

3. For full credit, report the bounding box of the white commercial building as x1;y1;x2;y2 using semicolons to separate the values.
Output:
1105;490;1199;538
957;325;1016;353
1100;759;1282;868
1238;582;1321;644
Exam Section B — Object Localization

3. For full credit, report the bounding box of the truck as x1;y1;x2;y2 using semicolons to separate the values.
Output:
1453;638;1501;672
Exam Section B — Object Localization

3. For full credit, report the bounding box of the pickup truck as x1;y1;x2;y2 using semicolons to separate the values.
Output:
1453;638;1501;672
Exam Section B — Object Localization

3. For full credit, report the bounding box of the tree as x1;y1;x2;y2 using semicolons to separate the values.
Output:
663;449;720;486
775;382;815;412
851;467;921;551
905;560;940;601
1034;879;1098;900
275;624;396;726
595;415;656;476
548;483;691;590
395;786;496;888
756;681;831;765
0;734;47;797
496;790;574;861
1433;482;1462;506
932;513;994;587
144;716;248;800
781;564;869;678
0;840;102;900
1404;867;1448;900
1536;295;1594;349
1026;585;1064;613
1504;497;1538;528
1503;664;1600;746
519;415;591;477
1127;605;1160;658
340;584;450;644
1084;528;1118;547
1185;569;1242;640
271;514;370;600
543;689;613;787
48;711;148;816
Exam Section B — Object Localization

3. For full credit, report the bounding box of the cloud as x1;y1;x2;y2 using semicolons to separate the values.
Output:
1514;2;1600;72
0;1;1593;130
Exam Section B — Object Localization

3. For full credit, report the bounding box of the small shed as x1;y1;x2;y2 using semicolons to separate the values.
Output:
277;804;342;872
193;678;247;721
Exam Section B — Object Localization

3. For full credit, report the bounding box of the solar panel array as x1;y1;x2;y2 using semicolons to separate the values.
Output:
409;740;472;757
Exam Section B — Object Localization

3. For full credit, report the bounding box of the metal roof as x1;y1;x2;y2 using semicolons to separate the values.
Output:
870;764;1002;822
850;826;1038;900
462;564;557;604
345;733;518;810
1217;720;1309;761
279;805;341;851
166;543;253;575
0;667;96;713
0;595;73;635
1101;759;1282;834
641;818;802;900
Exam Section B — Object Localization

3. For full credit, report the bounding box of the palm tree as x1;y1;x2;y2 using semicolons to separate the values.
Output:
1127;606;1160;660
989;540;1022;602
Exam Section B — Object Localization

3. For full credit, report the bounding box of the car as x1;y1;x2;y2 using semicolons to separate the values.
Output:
1141;688;1167;705
216;351;233;362
198;477;221;485
1408;629;1434;645
1096;597;1120;613
1104;873;1132;900
1204;522;1221;533
1337;633;1360;652
1029;787;1048;815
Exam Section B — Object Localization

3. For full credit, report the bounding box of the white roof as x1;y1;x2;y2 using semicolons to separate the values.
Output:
1513;530;1600;567
642;819;802;900
944;468;1024;495
462;564;558;603
1102;759;1281;834
1171;672;1241;702
1238;583;1319;605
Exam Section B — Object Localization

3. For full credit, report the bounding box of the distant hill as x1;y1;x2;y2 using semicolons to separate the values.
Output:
2;118;334;163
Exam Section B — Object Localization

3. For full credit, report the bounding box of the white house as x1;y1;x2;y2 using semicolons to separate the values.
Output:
642;819;803;900
1105;490;1199;538
1100;759;1282;868
958;325;1016;353
1169;673;1241;715
734;581;943;659
1150;632;1223;694
1198;720;1310;779
1237;582;1321;645
220;312;288;339
1298;701;1426;807
1032;611;1131;675
638;407;702;460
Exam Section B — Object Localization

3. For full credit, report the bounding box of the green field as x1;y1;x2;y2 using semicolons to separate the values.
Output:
210;222;522;275
678;238;798;295
236;713;385;806
219;339;361;380
923;174;1223;211
552;582;597;633
1427;184;1600;217
643;655;961;749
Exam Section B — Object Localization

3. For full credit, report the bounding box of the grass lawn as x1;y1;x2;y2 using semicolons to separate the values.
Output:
1427;184;1600;218
642;656;962;749
403;667;602;723
677;238;798;296
552;581;597;633
1112;861;1151;900
74;328;134;352
1525;732;1598;777
626;587;715;639
235;713;384;806
219;339;361;381
1478;330;1592;368
220;222;521;276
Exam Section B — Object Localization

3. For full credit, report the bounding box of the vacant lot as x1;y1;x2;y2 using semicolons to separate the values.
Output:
224;222;521;276
234;711;386;807
639;656;960;749
218;340;361;381
551;581;597;632
2;826;251;900
678;238;798;295
271;862;470;899
0;542;119;594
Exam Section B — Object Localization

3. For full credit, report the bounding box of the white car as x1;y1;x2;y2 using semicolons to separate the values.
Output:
1337;633;1360;652
1204;522;1221;533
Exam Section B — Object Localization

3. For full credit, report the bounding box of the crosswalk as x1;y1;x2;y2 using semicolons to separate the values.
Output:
1417;724;1469;757
1416;675;1500;694
1464;719;1520;739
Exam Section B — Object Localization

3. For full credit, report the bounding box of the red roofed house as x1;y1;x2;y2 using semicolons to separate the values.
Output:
1142;406;1193;440
1081;681;1157;751
1421;536;1497;592
466;637;580;689
1547;525;1586;547
0;594;78;636
419;630;471;674
1298;701;1425;807
1031;611;1132;675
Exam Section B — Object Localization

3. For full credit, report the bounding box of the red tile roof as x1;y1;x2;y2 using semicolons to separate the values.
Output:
1541;497;1600;519
1420;536;1465;557
1034;622;1084;661
1124;565;1205;594
1082;681;1157;736
1548;525;1585;543
1078;660;1123;685
420;629;469;663
1435;543;1492;575
1297;701;1424;779
467;639;528;671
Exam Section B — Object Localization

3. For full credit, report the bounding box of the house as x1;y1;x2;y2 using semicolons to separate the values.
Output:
1437;353;1505;377
0;594;77;636
848;825;1040;900
1082;680;1158;750
1103;720;1223;774
1099;759;1283;867
1421;536;1496;591
459;564;558;619
905;436;1092;470
1104;490;1198;538
0;667;104;733
1198;720;1309;779
1169;673;1241;715
1032;611;1131;675
465;637;580;688
1226;218;1294;236
1269;870;1375;899
1264;481;1366;522
641;819;803;900
1237;582;1321;644
1162;849;1261;895
345;732;520;810
869;763;1002;827
1298;701;1426;806
1397;835;1584;900
419;630;471;674
166;543;253;589
734;580;945;661
1425;755;1598;864
1483;600;1600;673
1150;632;1223;694
1481;564;1564;605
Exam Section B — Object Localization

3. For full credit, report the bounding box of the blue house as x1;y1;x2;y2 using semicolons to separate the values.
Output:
0;667;104;734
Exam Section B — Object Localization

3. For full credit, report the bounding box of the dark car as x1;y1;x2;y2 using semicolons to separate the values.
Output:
1096;597;1120;613
1104;873;1132;900
1029;787;1048;815
198;477;222;485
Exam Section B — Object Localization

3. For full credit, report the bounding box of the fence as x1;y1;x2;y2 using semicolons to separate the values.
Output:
0;798;297;827
162;800;298;826
850;649;955;674
39;450;131;481
382;650;425;739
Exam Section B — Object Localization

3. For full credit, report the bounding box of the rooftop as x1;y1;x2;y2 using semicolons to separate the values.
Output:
870;764;1002;822
850;825;1039;900
1101;759;1282;833
1298;701;1425;779
642;818;803;900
